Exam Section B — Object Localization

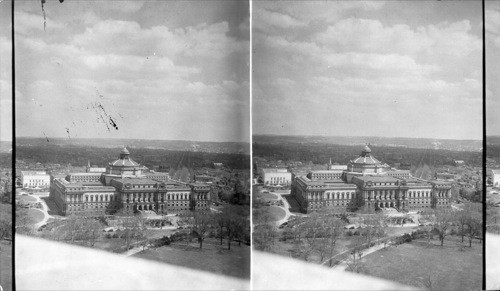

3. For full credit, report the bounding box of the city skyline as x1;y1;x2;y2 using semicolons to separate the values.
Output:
253;1;482;140
12;1;250;143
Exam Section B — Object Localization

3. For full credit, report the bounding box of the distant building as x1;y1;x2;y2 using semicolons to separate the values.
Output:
307;170;343;181
50;147;210;217
386;170;411;179
491;169;500;187
260;168;291;185
213;162;223;168
435;172;456;181
454;160;465;166
291;145;452;213
21;171;50;188
86;161;106;173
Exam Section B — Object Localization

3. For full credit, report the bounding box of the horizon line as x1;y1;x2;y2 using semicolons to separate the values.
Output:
14;136;250;144
252;133;482;142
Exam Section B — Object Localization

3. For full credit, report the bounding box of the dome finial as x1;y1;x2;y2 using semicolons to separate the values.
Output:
362;143;371;153
120;146;130;159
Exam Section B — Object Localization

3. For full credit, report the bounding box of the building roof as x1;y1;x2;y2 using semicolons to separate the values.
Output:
349;145;383;165
21;171;48;176
386;169;410;173
261;168;289;173
491;169;500;174
350;155;382;165
113;177;158;185
297;176;355;188
310;170;343;174
108;147;143;168
109;158;141;167
69;172;103;176
189;182;211;188
353;176;400;183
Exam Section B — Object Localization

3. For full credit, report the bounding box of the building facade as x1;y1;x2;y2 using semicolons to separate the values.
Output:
491;169;500;187
260;168;292;185
50;147;210;217
21;171;51;188
291;145;451;213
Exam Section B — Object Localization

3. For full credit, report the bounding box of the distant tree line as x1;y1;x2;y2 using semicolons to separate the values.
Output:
253;143;481;168
16;145;250;170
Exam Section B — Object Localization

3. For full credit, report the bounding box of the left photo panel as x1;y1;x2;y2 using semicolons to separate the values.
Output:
0;0;13;291
13;1;250;290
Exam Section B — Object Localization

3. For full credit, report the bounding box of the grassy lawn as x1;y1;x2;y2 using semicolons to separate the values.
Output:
17;195;37;203
265;206;286;222
385;226;419;236
133;238;250;279
0;203;11;221
26;208;45;224
260;192;279;201
0;241;12;291
358;237;482;290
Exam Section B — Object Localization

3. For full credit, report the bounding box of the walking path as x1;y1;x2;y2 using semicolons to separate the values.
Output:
330;243;387;271
25;194;53;229
274;193;295;226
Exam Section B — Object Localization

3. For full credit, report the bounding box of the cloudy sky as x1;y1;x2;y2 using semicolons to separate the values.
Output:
253;1;482;140
13;0;249;142
0;0;12;142
487;0;500;136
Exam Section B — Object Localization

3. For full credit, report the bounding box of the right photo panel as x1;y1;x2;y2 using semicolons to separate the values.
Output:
486;1;500;290
252;1;483;290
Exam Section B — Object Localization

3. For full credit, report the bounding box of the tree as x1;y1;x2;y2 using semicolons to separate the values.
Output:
465;214;482;247
214;212;226;246
120;214;146;250
0;219;12;241
433;209;455;246
182;211;213;249
223;205;249;249
320;216;346;266
346;237;365;273
15;206;37;236
253;223;277;251
81;218;103;247
299;213;322;261
178;167;191;183
456;207;470;243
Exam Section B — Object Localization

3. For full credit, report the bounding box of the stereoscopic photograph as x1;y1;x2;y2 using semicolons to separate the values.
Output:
0;0;495;290
251;1;483;290
12;1;250;290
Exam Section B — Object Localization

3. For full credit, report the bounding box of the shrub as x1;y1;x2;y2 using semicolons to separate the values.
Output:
151;236;171;247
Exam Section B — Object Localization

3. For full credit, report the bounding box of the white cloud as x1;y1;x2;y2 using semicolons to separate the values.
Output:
253;9;307;31
72;19;246;59
315;18;480;58
256;1;385;23
97;1;145;13
15;11;64;35
487;9;500;48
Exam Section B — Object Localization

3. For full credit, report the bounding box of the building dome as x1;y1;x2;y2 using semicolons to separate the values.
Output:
349;145;383;166
107;147;144;175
